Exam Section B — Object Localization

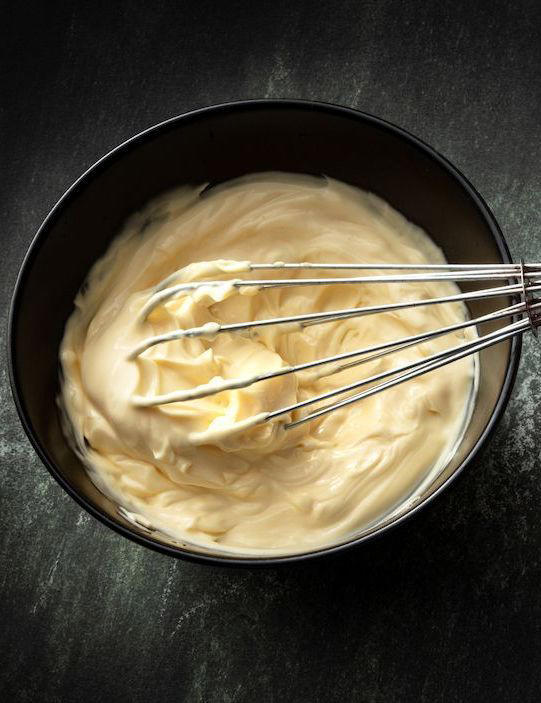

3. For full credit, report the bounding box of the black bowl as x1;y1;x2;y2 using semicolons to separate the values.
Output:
8;100;521;565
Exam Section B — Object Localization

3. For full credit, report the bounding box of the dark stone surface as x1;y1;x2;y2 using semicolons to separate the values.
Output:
1;1;540;701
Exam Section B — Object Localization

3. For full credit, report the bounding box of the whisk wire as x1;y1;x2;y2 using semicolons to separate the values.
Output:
130;261;541;427
283;315;535;429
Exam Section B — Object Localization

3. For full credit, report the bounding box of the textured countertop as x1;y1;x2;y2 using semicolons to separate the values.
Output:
2;1;540;701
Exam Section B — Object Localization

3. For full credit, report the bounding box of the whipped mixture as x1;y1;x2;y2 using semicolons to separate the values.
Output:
59;174;475;554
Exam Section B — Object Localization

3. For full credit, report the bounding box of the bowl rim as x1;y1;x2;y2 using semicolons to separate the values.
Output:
8;98;522;566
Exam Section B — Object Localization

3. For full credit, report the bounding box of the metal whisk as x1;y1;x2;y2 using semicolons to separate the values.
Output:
130;261;541;429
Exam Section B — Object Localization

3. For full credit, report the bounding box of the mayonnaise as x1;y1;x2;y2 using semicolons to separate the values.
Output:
59;174;475;554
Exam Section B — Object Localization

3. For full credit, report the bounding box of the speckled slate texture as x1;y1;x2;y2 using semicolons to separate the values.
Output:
2;1;540;701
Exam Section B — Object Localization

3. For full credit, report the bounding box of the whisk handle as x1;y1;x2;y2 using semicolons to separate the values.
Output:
521;260;541;337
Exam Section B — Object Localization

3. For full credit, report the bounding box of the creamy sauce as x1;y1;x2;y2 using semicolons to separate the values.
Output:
59;174;475;555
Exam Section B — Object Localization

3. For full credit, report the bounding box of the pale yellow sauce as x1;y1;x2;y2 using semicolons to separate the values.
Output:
59;174;475;554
